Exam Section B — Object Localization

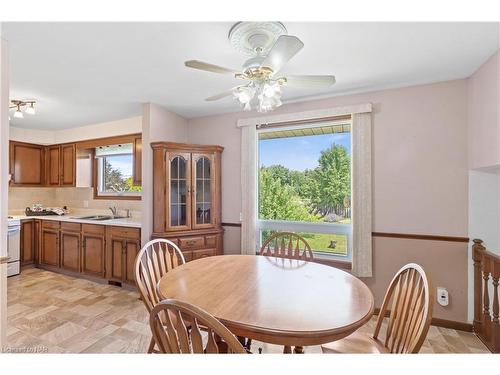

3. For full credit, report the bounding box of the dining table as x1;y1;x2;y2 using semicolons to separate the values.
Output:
157;254;374;352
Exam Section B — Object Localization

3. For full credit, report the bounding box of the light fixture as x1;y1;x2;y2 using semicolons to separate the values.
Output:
9;99;36;119
232;79;283;113
13;105;23;119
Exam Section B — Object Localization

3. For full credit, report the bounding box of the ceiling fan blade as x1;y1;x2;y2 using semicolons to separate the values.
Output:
185;60;239;75
261;35;304;75
205;86;242;101
284;75;336;88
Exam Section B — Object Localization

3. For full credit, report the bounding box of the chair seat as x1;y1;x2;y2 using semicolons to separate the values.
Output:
321;332;389;354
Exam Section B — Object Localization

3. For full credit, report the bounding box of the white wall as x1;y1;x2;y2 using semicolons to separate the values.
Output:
467;169;500;321
0;35;9;349
141;103;188;245
10;116;142;144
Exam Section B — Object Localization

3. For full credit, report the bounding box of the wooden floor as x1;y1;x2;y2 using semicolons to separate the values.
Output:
5;268;490;354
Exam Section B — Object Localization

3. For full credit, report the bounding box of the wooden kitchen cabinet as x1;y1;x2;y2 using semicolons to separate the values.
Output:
81;224;106;278
106;226;141;285
40;222;60;268
9;141;45;186
46;144;76;187
133;136;142;185
20;220;35;266
60;222;81;272
151;142;224;260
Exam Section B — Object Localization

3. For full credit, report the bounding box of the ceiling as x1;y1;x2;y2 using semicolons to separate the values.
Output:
3;22;499;130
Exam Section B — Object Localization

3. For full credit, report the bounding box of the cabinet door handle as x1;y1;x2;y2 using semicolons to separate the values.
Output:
186;240;196;246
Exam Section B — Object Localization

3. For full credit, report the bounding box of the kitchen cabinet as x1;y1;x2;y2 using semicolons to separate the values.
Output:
46;144;76;187
9;141;45;186
40;221;60;267
20;220;35;266
60;222;81;272
81;224;106;278
106;226;141;285
133;136;142;185
151;142;223;260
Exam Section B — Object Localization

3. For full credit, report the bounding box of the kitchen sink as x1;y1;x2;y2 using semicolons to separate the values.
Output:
72;215;114;221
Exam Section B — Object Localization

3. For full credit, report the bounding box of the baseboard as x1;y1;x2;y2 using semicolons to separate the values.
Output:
373;308;473;332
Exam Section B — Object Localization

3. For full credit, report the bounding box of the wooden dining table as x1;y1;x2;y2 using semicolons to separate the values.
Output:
157;254;374;350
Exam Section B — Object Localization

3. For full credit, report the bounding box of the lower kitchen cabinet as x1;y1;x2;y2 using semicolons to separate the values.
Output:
40;223;60;268
81;224;106;278
20;220;35;266
33;220;140;287
106;226;141;285
60;223;81;273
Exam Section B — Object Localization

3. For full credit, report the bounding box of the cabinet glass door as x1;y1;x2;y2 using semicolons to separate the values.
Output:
167;152;191;230
192;153;215;228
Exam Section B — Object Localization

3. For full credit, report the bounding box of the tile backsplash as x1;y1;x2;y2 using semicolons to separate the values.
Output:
9;187;142;218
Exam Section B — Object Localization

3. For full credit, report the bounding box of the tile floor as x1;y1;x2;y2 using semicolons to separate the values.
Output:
5;268;490;354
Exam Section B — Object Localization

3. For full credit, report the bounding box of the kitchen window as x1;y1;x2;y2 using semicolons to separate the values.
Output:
257;120;352;260
94;143;141;199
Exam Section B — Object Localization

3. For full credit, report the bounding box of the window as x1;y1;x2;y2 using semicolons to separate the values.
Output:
95;143;141;199
257;121;352;259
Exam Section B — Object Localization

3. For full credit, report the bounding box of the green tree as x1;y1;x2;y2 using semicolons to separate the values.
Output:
104;160;142;193
258;167;318;221
311;144;351;216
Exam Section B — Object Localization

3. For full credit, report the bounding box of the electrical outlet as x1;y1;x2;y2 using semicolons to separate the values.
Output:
437;287;449;307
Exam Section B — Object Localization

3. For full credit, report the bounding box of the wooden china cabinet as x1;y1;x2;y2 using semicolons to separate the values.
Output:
151;142;224;261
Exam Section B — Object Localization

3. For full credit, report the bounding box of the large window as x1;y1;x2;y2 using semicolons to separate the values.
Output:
257;121;352;259
95;143;141;198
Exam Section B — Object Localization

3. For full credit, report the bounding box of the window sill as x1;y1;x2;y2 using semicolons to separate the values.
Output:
93;194;142;201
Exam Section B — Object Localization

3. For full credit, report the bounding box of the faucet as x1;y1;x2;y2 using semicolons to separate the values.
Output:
109;206;118;218
125;209;131;218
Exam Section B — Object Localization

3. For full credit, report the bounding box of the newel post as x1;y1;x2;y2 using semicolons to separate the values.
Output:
473;239;486;334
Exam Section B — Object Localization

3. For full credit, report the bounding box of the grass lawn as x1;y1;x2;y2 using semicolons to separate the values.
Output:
299;232;348;256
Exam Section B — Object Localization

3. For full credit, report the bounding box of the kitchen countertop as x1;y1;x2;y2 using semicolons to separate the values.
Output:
9;214;142;229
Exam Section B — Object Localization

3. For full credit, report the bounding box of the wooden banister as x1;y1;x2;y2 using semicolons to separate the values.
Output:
473;238;500;352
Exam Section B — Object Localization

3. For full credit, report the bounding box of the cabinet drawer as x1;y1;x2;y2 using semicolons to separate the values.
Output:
181;250;193;262
109;226;140;239
179;236;204;250
205;235;217;248
61;222;81;232
42;220;60;229
81;224;105;235
192;248;216;260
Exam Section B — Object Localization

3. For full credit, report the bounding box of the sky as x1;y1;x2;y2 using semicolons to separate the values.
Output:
107;154;133;178
259;132;351;171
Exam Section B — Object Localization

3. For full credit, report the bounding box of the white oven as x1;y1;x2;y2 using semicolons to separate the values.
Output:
7;218;20;276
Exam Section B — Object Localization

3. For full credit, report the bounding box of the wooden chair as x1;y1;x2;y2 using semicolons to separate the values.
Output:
259;232;313;353
322;263;433;354
259;231;314;261
150;299;247;354
134;238;186;353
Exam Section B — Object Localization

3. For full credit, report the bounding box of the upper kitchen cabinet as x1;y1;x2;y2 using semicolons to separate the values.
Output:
151;142;223;258
9;141;45;186
46;144;76;187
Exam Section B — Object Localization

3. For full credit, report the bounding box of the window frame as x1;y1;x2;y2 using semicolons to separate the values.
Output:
256;120;353;261
93;149;142;201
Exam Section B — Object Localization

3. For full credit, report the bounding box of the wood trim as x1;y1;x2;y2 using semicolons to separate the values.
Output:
372;232;469;243
221;222;242;227
76;133;141;150
151;141;224;153
373;307;474;333
313;257;352;270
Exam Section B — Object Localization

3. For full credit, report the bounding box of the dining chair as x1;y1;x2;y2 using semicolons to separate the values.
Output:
259;231;313;353
150;299;247;354
322;263;433;354
134;238;186;353
259;231;314;261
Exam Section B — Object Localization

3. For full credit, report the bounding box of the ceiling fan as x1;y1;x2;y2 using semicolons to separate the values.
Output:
184;22;336;113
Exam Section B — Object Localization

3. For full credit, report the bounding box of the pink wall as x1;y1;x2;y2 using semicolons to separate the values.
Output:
188;79;469;237
467;50;500;170
141;103;188;244
187;79;470;322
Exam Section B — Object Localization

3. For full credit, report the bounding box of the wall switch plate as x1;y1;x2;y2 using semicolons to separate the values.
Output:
437;287;449;307
83;200;89;208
